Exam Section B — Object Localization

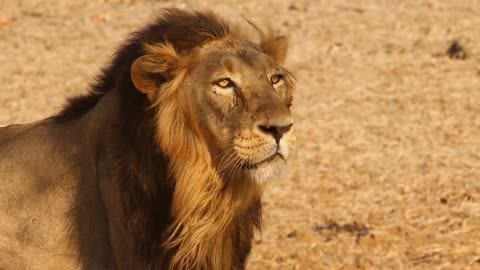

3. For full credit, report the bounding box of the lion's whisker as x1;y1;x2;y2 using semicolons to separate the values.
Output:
219;150;240;172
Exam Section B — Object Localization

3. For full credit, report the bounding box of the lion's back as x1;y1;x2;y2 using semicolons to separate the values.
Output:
0;120;110;269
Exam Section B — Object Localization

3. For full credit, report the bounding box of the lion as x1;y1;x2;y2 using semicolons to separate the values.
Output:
0;9;296;270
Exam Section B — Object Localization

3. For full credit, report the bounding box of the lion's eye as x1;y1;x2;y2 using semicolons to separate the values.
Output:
215;78;234;88
270;74;284;85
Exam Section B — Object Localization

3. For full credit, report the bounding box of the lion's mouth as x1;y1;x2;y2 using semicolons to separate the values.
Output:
241;153;284;170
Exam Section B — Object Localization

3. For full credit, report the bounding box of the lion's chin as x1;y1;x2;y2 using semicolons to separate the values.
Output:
243;155;286;184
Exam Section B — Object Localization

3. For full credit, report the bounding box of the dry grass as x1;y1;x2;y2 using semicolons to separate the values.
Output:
1;0;479;269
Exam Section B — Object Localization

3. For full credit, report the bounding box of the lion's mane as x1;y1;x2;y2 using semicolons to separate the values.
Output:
53;9;281;270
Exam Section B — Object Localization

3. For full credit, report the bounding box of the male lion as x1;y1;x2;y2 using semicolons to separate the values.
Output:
0;9;296;270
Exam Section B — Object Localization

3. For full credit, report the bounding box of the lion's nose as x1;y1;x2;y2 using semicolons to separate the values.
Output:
258;123;293;143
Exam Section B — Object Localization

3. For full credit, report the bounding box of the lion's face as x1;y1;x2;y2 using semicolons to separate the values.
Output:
131;35;295;183
186;41;296;182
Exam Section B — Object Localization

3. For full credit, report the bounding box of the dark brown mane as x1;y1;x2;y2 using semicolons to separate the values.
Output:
54;8;231;123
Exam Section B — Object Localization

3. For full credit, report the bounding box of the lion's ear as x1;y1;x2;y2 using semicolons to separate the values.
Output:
261;35;288;64
131;43;181;99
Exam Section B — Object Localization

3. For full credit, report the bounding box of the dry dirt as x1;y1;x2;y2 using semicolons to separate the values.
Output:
1;0;480;269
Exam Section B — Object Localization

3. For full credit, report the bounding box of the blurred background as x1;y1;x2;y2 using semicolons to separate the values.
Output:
1;0;479;269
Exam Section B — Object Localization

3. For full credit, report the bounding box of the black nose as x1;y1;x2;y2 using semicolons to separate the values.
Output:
258;124;293;143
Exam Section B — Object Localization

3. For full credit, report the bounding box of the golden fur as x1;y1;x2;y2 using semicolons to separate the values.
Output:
0;9;295;270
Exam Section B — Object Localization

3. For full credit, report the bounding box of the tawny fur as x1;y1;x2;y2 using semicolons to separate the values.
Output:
0;8;295;270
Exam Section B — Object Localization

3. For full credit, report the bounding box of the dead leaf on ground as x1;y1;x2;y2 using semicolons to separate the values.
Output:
0;17;12;28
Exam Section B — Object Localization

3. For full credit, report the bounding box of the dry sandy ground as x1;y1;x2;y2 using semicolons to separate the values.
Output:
1;0;480;269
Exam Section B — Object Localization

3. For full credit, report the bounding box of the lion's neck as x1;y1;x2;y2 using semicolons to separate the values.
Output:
165;166;263;270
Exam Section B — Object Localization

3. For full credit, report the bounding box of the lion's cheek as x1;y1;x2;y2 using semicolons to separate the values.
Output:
209;89;237;112
201;112;233;147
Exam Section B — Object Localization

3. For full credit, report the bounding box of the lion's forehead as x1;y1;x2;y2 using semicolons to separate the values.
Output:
199;44;275;74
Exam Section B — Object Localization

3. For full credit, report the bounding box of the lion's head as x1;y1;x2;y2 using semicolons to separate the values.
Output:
131;15;296;184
